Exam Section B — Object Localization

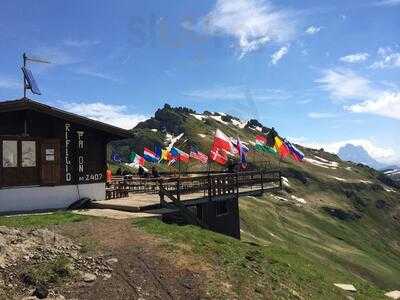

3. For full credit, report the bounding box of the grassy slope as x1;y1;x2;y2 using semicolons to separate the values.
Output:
240;194;400;289
134;218;387;299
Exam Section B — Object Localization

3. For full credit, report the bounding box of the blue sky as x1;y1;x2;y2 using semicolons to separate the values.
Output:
0;0;399;164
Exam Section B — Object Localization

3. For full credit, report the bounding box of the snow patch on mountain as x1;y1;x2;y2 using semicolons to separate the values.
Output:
231;118;247;128
191;114;206;121
358;179;373;184
384;169;400;175
282;176;290;187
248;126;263;132
210;115;229;125
329;176;348;182
291;195;307;204
314;156;330;163
304;156;339;169
274;195;289;202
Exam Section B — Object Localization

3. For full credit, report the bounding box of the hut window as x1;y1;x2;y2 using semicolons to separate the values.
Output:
3;140;18;168
22;141;36;167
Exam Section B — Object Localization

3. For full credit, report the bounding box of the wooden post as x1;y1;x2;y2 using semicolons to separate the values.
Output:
159;179;165;207
235;172;239;197
279;171;283;190
176;177;181;202
261;171;264;193
208;173;212;201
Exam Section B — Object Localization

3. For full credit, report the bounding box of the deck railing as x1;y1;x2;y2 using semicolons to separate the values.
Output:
107;170;281;200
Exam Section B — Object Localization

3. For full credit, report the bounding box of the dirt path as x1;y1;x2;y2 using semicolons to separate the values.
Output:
56;218;208;300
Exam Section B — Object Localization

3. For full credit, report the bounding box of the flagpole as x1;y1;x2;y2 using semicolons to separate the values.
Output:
178;154;181;178
207;149;212;176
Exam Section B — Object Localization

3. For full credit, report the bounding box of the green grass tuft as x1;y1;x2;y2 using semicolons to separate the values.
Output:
21;255;74;287
0;212;88;228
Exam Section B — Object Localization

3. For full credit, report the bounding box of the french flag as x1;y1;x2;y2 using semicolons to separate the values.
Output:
143;147;159;163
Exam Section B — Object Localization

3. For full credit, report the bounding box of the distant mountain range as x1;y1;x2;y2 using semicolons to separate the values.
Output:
338;144;389;170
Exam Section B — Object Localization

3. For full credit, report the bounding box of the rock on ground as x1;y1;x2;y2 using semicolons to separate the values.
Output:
386;290;400;299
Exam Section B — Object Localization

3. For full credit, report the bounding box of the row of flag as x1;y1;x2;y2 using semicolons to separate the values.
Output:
255;130;304;162
113;128;304;168
126;145;208;168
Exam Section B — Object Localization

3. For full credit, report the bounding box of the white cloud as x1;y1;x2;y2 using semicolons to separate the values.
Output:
308;112;337;119
0;76;20;90
305;26;321;35
60;102;147;129
339;52;369;63
374;0;400;6
292;137;398;164
316;68;400;120
370;47;400;69
316;69;376;101
270;45;289;65
345;92;400;120
183;85;291;101
187;0;297;58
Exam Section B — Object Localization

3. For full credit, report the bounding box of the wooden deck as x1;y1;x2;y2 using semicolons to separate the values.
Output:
93;170;281;213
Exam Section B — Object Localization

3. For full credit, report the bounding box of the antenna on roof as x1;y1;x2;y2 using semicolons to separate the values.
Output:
22;53;51;99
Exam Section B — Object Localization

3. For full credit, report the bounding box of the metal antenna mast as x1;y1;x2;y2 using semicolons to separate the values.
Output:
22;52;51;98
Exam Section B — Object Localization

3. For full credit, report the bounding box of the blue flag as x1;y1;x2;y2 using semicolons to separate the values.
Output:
236;137;247;169
112;152;122;163
155;145;162;162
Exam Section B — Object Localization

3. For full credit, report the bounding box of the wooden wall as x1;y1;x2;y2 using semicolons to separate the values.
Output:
0;109;110;187
197;198;241;239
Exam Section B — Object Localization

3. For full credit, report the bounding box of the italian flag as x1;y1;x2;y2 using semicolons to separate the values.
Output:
130;151;145;167
255;135;277;156
256;135;267;146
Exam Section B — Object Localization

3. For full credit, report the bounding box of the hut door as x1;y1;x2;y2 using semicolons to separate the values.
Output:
40;140;60;185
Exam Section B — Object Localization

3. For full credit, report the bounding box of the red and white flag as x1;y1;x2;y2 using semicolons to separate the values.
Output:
210;146;228;165
209;129;235;165
212;129;235;153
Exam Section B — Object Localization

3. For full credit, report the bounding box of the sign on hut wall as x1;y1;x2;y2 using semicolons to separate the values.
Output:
64;122;105;185
65;123;72;183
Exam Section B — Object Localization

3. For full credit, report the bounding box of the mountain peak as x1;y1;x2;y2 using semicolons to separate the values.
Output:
338;144;387;170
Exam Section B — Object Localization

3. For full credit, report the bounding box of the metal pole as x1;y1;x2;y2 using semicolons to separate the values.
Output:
178;154;181;178
23;53;27;98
